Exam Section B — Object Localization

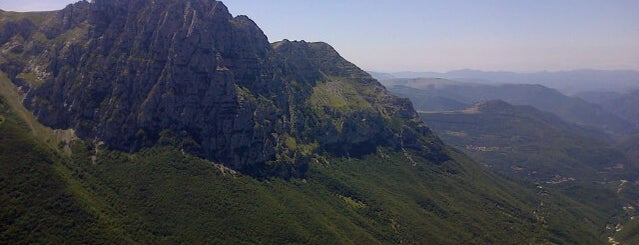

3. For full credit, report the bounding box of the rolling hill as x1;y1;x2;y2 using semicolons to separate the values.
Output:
577;90;639;128
385;78;636;140
419;100;635;182
419;100;639;242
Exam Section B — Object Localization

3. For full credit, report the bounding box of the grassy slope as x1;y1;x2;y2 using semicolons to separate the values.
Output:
61;142;606;244
0;71;76;151
0;96;126;243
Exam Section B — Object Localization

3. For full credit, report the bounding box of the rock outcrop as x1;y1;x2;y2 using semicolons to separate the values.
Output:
0;0;446;178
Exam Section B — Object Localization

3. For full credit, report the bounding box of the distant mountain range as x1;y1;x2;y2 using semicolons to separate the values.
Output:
382;78;637;140
370;69;639;95
577;90;639;128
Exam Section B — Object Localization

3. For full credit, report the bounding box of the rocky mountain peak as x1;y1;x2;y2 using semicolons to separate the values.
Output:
0;0;446;178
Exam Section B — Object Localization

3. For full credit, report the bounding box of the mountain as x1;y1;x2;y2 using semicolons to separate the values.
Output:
0;91;611;243
366;71;396;80
1;0;443;179
615;218;639;244
0;0;617;243
419;100;636;183
381;78;471;111
577;90;639;128
419;100;639;240
384;78;637;140
617;134;639;165
371;69;639;95
0;0;620;244
0;93;118;244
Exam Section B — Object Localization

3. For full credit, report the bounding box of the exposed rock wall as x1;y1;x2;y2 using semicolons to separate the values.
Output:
1;0;447;178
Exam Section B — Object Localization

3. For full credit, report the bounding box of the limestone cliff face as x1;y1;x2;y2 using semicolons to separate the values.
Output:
0;0;447;178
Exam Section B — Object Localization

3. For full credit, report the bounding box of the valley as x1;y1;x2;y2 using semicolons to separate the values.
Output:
381;78;639;244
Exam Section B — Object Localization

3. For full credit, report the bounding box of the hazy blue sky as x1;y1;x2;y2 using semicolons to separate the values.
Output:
1;0;638;72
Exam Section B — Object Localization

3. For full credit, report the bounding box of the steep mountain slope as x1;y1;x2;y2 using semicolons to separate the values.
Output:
1;0;440;179
68;142;586;244
385;78;636;139
1;79;608;243
0;0;617;243
0;96;125;244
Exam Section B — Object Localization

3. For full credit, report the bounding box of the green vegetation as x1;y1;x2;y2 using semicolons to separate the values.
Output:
1;4;629;244
389;78;635;139
419;101;639;241
1;93;609;244
419;101;633;182
16;72;44;88
284;134;298;150
617;134;639;164
309;77;373;113
615;218;639;244
42;143;607;244
0;10;56;25
0;71;75;151
0;97;120;243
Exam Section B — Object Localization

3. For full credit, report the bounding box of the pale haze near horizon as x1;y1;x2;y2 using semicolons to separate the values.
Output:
1;0;637;73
